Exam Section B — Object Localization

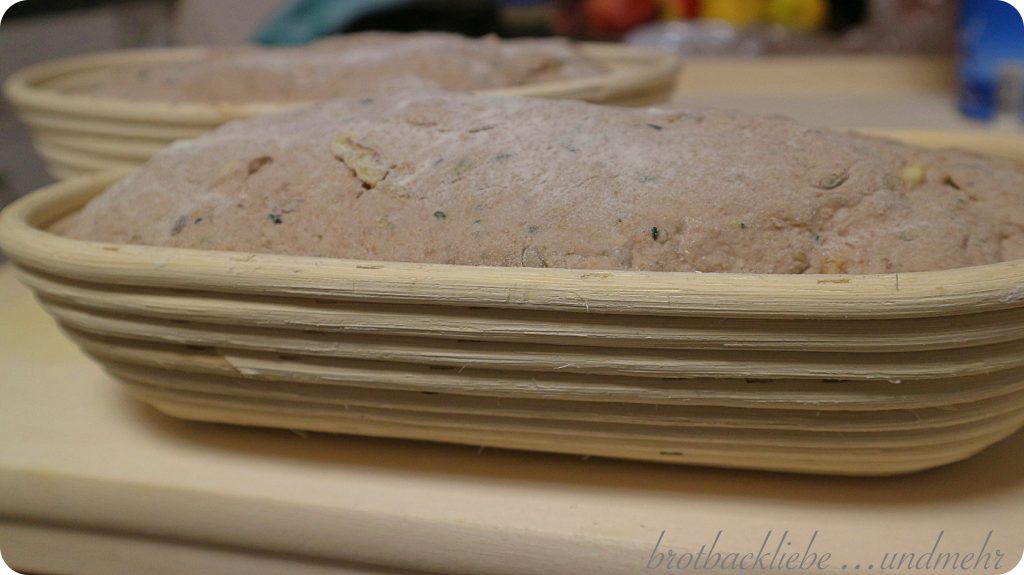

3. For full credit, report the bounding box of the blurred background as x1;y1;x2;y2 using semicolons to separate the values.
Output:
1;0;1022;209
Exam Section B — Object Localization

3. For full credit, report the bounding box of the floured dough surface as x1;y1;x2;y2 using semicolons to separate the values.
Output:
64;91;1024;274
69;32;606;103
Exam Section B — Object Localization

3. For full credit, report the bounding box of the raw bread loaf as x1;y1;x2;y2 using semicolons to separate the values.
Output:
69;32;606;103
64;91;1024;274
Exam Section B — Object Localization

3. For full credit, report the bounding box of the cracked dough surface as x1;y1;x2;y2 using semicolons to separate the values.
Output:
64;91;1024;274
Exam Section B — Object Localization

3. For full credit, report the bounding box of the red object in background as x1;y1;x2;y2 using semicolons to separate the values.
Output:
661;0;700;19
583;0;659;37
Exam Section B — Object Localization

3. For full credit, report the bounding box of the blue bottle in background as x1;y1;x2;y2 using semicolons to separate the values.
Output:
958;0;1024;122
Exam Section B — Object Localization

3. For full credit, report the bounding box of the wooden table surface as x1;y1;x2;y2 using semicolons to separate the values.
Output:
671;56;1022;133
2;56;1024;575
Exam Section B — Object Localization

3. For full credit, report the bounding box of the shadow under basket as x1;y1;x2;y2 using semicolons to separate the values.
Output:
2;153;1024;475
4;43;680;180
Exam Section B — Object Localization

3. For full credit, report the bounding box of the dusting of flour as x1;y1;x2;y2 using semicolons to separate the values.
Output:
65;91;1024;274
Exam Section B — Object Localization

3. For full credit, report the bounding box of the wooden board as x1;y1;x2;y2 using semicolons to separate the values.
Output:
0;267;1022;574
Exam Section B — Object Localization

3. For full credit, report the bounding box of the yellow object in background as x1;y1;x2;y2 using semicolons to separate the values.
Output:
699;0;764;26
699;0;827;29
766;0;827;29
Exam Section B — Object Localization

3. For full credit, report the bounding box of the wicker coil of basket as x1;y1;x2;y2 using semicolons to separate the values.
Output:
1;132;1023;476
4;43;680;179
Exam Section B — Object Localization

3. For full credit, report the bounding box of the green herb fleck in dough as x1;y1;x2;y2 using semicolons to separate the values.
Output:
651;226;659;241
814;234;823;244
268;213;283;225
646;123;664;131
739;222;748;229
194;217;204;224
527;225;539;234
454;159;472;175
433;210;447;220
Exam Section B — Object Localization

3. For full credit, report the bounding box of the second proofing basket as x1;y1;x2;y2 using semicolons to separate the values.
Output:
4;43;680;179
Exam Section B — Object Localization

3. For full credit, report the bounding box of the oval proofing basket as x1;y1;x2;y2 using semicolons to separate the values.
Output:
2;133;1024;476
4;43;680;179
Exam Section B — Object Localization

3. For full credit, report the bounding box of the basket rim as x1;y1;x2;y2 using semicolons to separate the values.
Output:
2;42;681;124
2;169;1023;319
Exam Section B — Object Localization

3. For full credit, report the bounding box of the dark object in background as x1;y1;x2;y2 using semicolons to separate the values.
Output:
255;0;510;45
4;0;145;19
825;0;868;33
347;0;500;36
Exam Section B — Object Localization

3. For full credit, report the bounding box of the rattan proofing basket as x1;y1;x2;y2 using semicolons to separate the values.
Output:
2;132;1024;476
4;43;679;179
